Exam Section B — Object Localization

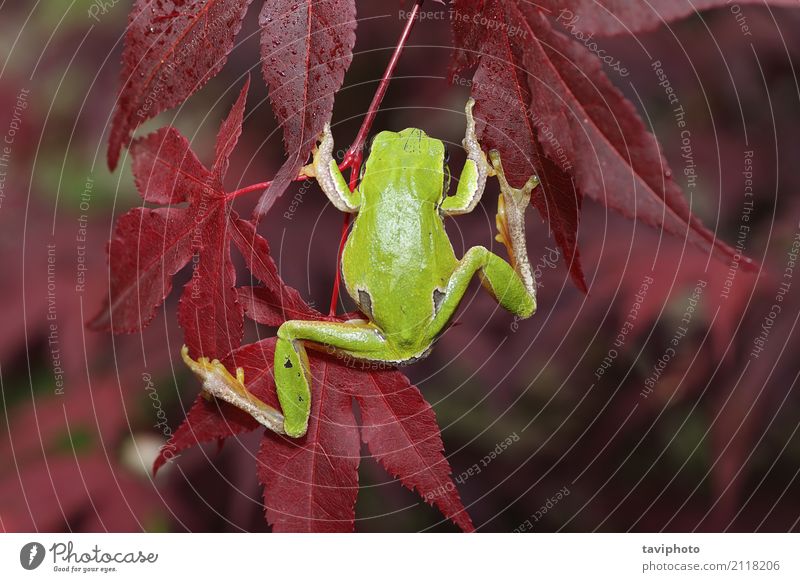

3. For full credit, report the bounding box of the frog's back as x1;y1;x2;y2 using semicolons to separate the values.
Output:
341;129;457;349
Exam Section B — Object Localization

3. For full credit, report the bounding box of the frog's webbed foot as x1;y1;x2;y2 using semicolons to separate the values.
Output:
488;150;539;299
181;346;286;435
300;123;360;213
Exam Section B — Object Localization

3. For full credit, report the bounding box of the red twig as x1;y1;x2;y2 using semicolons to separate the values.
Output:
226;181;273;201
226;173;311;202
327;0;424;314
224;2;423;314
341;0;424;171
328;214;352;316
227;0;422;206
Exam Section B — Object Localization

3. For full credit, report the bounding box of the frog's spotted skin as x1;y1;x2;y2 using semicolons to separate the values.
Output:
185;99;539;438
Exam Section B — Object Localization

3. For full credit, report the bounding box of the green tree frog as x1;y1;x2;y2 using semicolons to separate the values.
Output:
183;99;539;437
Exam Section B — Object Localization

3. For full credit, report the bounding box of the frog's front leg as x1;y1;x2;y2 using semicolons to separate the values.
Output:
441;98;494;215
301;123;361;212
274;319;401;437
425;246;536;344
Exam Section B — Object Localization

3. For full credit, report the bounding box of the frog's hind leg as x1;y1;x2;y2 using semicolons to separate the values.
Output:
424;246;536;345
274;319;401;437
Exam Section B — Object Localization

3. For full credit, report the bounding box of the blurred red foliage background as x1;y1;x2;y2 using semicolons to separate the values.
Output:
1;1;799;532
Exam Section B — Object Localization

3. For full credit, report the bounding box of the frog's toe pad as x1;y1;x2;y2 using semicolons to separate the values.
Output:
284;418;309;438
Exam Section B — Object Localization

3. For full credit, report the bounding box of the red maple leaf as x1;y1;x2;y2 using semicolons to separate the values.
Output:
450;0;771;289
107;0;357;218
107;0;253;170
156;334;474;532
254;0;357;218
91;78;306;359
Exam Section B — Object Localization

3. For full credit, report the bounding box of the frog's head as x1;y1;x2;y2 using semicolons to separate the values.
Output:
363;128;450;202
